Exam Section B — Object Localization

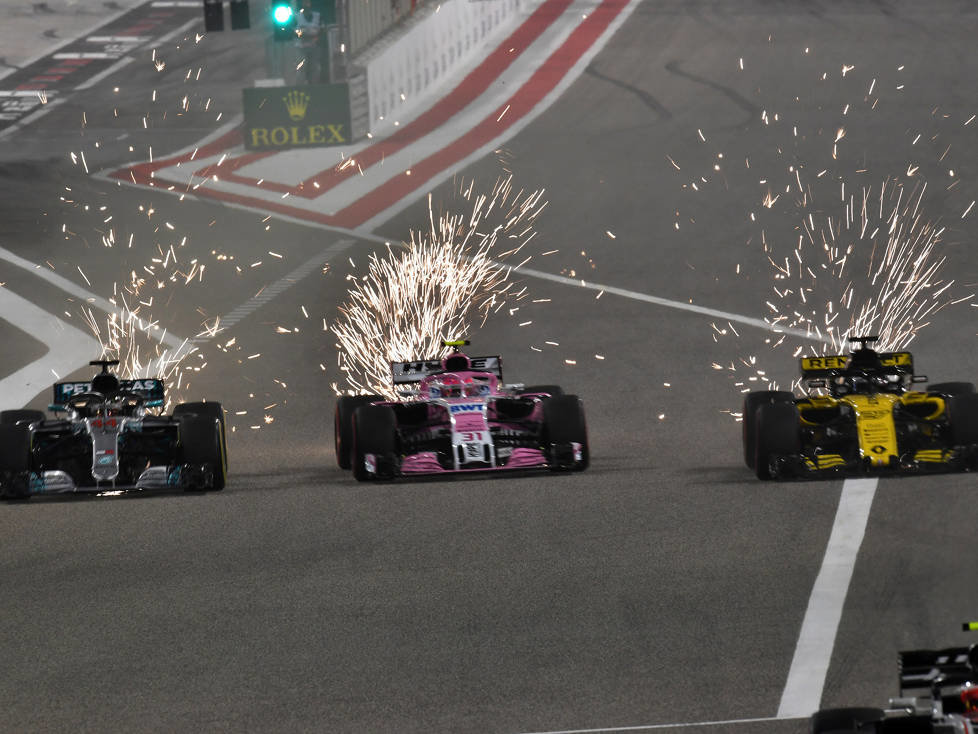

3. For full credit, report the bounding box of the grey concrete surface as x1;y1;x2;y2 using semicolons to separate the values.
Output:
1;1;977;732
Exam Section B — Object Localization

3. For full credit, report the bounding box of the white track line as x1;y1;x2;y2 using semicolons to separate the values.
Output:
75;56;135;91
0;97;68;140
501;262;829;344
516;480;878;732
154;17;200;45
0;288;99;410
0;246;186;350
777;477;878;718
0;237;354;408
516;714;804;734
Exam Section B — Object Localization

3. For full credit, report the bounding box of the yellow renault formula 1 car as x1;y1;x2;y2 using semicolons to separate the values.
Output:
743;336;978;479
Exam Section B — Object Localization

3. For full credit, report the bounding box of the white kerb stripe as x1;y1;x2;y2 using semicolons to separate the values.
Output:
53;52;116;59
777;477;878;718
86;36;151;43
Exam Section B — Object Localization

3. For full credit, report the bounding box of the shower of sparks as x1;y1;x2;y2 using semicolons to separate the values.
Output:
763;179;959;355
723;178;966;398
331;176;546;396
672;43;978;412
81;298;200;407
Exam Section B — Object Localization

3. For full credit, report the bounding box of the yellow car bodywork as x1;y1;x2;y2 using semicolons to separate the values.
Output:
796;391;948;470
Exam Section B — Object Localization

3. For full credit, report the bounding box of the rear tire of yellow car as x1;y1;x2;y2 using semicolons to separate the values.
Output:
754;402;800;480
742;391;794;470
947;393;978;447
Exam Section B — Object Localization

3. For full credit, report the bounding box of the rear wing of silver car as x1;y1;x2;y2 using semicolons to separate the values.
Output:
391;356;503;384
51;378;165;409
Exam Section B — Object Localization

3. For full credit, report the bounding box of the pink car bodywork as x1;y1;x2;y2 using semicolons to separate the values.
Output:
356;352;584;476
396;368;550;473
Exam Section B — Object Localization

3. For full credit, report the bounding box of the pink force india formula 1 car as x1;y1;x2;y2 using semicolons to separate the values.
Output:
333;342;589;480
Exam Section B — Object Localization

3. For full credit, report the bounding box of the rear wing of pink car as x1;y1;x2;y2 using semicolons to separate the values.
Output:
391;356;503;384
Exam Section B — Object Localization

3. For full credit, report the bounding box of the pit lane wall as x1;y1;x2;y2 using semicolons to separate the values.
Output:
351;0;528;133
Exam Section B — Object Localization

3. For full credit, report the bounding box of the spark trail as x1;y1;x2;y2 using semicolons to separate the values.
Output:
331;176;546;396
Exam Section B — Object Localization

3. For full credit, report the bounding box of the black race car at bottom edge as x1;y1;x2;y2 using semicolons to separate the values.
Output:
812;623;978;733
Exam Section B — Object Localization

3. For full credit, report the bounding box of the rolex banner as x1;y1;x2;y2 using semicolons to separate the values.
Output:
242;84;354;151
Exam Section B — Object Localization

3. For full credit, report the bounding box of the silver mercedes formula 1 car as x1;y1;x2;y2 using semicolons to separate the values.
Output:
0;359;227;499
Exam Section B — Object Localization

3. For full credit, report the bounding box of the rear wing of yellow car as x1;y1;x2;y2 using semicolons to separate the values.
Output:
799;351;914;378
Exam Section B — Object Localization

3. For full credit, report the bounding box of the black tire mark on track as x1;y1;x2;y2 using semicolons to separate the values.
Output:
664;59;759;130
585;64;672;121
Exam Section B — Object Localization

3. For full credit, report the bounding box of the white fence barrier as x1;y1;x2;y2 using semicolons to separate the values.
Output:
351;0;526;133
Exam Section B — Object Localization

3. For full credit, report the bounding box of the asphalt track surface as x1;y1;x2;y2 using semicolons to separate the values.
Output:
2;1;978;732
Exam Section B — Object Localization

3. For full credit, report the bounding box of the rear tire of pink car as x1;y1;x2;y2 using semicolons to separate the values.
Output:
352;405;398;481
542;395;588;471
335;394;382;470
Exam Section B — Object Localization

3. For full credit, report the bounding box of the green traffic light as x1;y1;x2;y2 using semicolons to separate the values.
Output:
272;4;294;25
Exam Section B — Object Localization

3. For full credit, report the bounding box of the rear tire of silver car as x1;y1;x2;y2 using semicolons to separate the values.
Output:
947;393;978;447
174;401;226;432
335;395;382;470
542;395;589;471
742;391;794;470
0;423;33;500
754;402;800;480
809;707;884;734
928;381;975;396
351;405;398;481
0;409;45;426
176;403;227;491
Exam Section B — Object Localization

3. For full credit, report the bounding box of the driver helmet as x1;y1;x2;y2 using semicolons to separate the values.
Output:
428;373;485;398
91;372;120;395
442;353;471;372
848;375;870;393
429;373;463;398
849;347;883;371
872;370;903;393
